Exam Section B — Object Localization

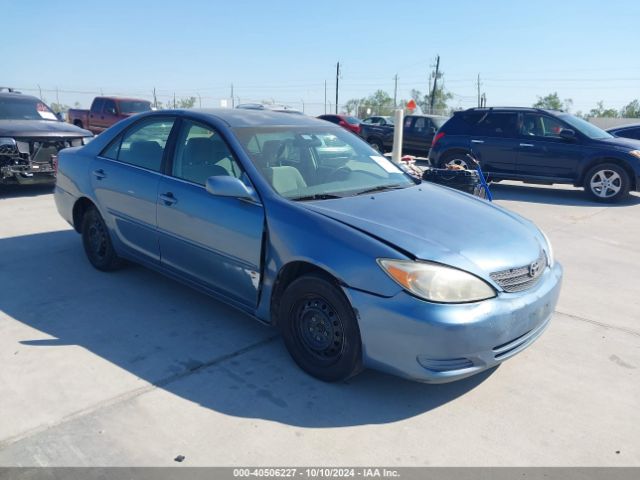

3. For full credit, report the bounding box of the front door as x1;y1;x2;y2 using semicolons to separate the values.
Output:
403;116;436;155
517;113;584;180
157;119;265;307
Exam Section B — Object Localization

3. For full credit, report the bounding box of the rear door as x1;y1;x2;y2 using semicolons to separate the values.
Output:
517;113;584;180
469;111;520;175
157;118;265;307
91;115;177;263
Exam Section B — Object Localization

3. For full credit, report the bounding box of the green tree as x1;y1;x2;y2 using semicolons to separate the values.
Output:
176;96;196;109
344;90;394;117
620;99;640;118
588;101;619;118
533;92;572;111
410;85;453;115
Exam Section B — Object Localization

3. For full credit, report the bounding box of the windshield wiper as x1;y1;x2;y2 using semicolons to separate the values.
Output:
353;184;406;196
290;193;343;201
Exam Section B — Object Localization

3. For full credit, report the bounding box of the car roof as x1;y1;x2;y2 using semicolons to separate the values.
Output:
169;108;326;127
0;92;41;102
407;113;448;119
459;106;565;115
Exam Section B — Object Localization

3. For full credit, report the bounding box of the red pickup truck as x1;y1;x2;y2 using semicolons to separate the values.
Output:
67;96;152;134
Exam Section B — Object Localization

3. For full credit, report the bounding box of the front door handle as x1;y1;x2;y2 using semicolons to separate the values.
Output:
520;143;534;147
159;192;177;206
92;169;106;180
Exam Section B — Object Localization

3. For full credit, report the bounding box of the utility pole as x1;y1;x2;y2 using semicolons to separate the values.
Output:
324;80;327;114
301;99;305;114
477;74;481;107
335;61;340;114
231;84;235;108
429;55;440;114
153;87;157;109
197;93;202;108
173;92;176;109
37;84;42;100
393;74;398;108
56;86;60;105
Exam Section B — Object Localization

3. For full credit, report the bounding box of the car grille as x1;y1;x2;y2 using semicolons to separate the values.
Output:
490;251;547;293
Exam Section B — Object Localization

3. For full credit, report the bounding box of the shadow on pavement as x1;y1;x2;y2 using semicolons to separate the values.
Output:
1;230;494;428
0;184;55;199
490;182;640;207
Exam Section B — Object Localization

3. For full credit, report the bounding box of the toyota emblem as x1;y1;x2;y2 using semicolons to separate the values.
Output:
529;261;541;277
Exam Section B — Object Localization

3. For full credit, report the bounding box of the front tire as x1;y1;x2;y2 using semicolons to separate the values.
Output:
279;273;363;382
583;163;630;203
81;207;123;271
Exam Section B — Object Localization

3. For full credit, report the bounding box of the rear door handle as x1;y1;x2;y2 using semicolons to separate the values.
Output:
92;169;106;180
520;143;534;147
159;192;177;206
471;139;484;144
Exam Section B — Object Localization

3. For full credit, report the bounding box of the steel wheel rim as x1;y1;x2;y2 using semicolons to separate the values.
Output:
590;170;621;198
294;296;344;363
446;158;469;169
88;217;107;260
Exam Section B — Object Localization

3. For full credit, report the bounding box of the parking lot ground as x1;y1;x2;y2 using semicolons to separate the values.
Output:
0;183;638;466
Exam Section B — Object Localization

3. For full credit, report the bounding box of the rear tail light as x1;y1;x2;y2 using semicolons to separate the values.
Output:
353;124;361;134
432;131;445;147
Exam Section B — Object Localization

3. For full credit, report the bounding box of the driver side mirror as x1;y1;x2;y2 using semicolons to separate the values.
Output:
559;128;577;141
205;176;260;203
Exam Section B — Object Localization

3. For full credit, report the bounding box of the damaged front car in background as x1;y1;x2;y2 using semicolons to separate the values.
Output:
0;88;92;186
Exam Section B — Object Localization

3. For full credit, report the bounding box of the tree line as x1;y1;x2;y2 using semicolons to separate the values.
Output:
532;92;640;118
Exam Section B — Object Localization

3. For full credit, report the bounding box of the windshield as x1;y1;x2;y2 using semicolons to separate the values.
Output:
119;100;151;114
232;126;415;200
382;116;394;125
559;114;613;140
0;97;58;121
345;116;360;125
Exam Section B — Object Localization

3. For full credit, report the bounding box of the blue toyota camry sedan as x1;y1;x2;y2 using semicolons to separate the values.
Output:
54;109;562;383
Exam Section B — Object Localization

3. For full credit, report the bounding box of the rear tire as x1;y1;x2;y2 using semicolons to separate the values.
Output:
368;138;384;153
81;207;123;271
278;273;363;382
583;163;630;203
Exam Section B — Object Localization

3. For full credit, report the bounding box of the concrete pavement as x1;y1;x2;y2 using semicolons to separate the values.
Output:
0;183;638;466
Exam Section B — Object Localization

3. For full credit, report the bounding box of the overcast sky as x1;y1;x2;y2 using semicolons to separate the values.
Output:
3;0;640;115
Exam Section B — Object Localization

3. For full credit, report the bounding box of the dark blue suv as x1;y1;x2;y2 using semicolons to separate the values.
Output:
429;107;640;202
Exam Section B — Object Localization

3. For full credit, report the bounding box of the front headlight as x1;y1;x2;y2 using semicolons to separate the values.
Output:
539;229;554;267
629;150;640;160
378;259;496;303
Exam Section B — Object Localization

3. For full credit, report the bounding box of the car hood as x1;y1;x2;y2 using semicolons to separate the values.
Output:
0;120;92;138
301;184;546;279
594;135;640;150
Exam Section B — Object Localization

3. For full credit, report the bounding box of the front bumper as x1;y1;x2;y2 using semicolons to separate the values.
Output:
345;262;563;383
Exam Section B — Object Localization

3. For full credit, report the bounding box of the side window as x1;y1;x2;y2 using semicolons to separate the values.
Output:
103;99;117;116
116;117;175;171
172;120;243;185
362;118;373;124
624;128;640;140
404;117;413;129
521;114;566;139
91;98;104;113
414;117;427;131
476;112;518;137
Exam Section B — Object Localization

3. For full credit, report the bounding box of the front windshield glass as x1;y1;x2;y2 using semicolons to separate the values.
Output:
0;97;58;121
232;126;415;200
119;100;152;114
559;114;613;139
